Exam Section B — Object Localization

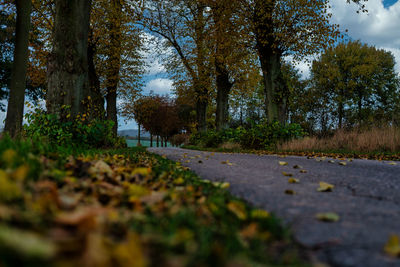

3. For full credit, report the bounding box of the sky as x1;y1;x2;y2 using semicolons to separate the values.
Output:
1;0;399;131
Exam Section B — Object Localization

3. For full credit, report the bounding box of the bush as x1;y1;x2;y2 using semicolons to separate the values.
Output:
170;133;190;147
24;109;126;149
189;121;305;150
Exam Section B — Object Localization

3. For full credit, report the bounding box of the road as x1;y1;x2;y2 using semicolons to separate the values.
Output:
148;147;400;267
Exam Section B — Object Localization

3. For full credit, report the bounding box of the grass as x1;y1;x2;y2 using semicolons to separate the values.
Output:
184;127;400;161
0;136;308;266
278;127;400;160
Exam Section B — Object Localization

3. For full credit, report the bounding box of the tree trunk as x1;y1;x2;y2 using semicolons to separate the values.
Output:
105;0;122;136
150;134;153;147
137;124;141;146
156;135;159;147
196;97;207;132
47;0;91;120
253;0;288;124
164;138;168;147
4;0;31;138
215;64;233;131
86;29;104;120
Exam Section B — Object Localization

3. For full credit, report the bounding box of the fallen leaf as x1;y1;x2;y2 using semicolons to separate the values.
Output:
284;189;296;195
339;162;347;166
315;212;340;222
0;224;56;260
113;233;147;267
88;160;113;178
328;160;335;163
282;172;293;177
388;162;397;166
384;234;400;257
250;209;269;219
198;160;203;163
293;165;302;169
300;169;307;173
279;161;288;166
240;223;258;239
227;201;247;220
317;182;334;192
288;178;300;184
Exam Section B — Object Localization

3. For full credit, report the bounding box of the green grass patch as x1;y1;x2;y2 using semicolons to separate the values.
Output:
0;138;308;266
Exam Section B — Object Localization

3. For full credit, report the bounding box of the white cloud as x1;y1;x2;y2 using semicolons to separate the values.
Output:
139;32;171;76
291;0;400;77
329;0;400;72
144;78;174;95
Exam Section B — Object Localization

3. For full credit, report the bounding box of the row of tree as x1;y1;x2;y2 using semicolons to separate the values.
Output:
122;94;192;146
1;0;375;140
1;0;144;137
228;41;400;135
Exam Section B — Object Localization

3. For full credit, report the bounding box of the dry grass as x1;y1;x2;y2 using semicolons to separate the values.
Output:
279;127;400;153
219;142;242;150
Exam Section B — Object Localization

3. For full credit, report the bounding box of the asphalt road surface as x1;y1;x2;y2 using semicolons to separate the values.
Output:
148;147;400;267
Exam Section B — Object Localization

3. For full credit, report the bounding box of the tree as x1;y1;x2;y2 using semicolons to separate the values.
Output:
310;41;400;129
241;0;340;123
4;0;31;137
0;9;14;111
142;0;211;132
46;0;91;120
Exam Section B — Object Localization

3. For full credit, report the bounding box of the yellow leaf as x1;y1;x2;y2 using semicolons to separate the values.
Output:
282;171;293;177
128;184;149;198
339;162;347;166
221;182;230;189
293;165;302;169
388;162;397;166
300;169;307;173
12;165;30;181
173;177;185;185
328;160;335;163
132;168;151;176
0;170;21;202
317;182;334;192
315;212;340;222
384;234;400;257
227;201;247;220
288;178;300;183
1;149;17;167
251;209;269;219
279;161;288;166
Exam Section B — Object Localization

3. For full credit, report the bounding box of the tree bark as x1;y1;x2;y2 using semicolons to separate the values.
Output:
253;0;288;124
215;63;233;131
137;124;141;146
86;29;104;120
47;0;91;120
105;0;122;136
150;134;153;147
156;135;159;147
4;0;31;138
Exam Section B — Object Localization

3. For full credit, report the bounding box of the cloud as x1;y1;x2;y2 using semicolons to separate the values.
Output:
329;0;400;71
144;78;174;95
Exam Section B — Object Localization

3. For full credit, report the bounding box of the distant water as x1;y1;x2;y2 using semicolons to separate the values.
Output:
126;139;171;147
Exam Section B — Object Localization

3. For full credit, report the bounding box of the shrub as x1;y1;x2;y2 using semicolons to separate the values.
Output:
170;133;190;147
189;121;305;150
24;108;126;149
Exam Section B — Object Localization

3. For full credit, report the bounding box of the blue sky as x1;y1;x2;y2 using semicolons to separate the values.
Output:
383;0;398;8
